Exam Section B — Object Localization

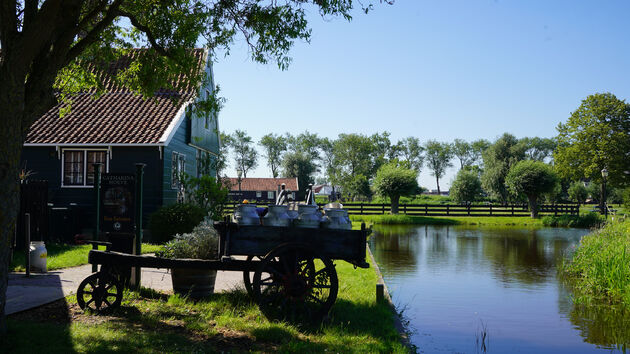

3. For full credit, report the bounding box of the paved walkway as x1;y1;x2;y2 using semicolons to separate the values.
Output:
7;264;245;315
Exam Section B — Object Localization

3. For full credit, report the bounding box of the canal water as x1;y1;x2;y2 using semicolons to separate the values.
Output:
369;225;630;353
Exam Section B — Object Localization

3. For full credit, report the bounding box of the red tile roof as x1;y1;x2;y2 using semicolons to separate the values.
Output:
227;178;299;192
25;49;206;145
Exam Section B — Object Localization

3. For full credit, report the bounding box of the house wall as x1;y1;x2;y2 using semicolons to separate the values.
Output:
21;146;163;232
162;117;198;206
189;61;220;157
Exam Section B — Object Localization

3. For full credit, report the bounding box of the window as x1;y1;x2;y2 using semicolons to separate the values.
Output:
267;191;275;200
62;150;107;187
196;149;213;177
171;152;186;189
256;191;262;198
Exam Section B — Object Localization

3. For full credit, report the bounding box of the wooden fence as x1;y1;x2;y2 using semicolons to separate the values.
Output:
224;202;579;217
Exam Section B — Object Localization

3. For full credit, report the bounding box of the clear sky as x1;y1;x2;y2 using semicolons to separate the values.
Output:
212;0;630;190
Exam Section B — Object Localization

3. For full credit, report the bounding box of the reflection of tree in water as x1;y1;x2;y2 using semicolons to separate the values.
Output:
478;228;564;284
370;225;419;274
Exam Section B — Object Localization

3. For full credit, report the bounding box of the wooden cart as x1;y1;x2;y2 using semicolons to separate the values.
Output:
77;222;369;321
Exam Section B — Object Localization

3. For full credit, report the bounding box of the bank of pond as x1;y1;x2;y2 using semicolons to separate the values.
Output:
368;220;629;353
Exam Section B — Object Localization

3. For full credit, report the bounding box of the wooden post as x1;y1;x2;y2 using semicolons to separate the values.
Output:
489;204;492;216
360;203;364;215
25;213;30;277
403;204;407;214
93;163;102;241
376;283;385;303
425;204;428;215
446;205;450;216
382;203;385;214
131;163;146;289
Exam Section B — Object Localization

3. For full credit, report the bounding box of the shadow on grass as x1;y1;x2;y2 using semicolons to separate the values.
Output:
3;287;405;353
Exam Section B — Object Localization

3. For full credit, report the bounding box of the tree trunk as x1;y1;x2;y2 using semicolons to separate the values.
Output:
0;88;25;334
527;194;538;218
436;176;441;195
391;195;400;214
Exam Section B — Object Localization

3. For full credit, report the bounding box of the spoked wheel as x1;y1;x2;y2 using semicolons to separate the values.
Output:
252;243;338;322
243;255;264;296
77;272;123;314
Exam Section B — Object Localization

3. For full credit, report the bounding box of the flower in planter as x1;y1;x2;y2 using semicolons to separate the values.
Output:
156;223;219;260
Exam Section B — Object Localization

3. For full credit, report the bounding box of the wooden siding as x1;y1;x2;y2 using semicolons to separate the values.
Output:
188;60;220;156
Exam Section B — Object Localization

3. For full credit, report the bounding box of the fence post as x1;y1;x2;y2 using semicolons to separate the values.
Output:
489;204;492;216
446;205;449;216
403;204;407;214
360;203;364;215
382;203;385;214
425;204;428;216
554;205;558;216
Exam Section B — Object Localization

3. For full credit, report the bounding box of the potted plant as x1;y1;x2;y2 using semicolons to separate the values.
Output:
156;222;219;299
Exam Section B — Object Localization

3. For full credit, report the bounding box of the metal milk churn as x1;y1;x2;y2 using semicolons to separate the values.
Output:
29;241;48;273
295;204;322;229
322;208;352;230
233;204;260;225
264;205;291;227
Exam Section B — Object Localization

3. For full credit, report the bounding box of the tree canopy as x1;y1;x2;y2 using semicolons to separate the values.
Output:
231;130;258;178
450;169;483;204
505;160;559;218
372;162;419;214
481;133;526;203
555;93;630;187
424;140;453;194
259;133;287;178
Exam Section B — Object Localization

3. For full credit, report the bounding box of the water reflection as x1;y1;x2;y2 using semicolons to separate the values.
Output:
369;225;630;353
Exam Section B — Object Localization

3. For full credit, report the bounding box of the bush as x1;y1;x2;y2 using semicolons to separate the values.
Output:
541;213;603;228
148;203;205;244
155;223;219;260
450;169;482;204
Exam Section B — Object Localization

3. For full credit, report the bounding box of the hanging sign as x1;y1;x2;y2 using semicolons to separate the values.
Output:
101;173;135;233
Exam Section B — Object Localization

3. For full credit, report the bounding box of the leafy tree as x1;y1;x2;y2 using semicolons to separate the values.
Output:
452;139;475;169
343;174;372;201
231;130;258;178
555;93;630;188
259;133;287;178
424;140;453;194
215;132;232;177
520;137;556;162
282;151;316;199
481;133;526;203
505;160;559;218
319;137;340;187
0;0;390;332
470;139;491;167
450;169;483;204
286;131;321;162
180;174;229;220
395;137;424;172
567;181;588;207
334;133;376;177
372;162;419;214
370;131;394;173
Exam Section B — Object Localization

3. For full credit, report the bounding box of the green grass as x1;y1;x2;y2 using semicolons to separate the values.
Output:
559;219;630;306
10;243;163;272
4;252;408;353
350;214;544;227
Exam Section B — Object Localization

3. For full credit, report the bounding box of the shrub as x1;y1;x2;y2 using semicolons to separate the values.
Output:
541;213;603;228
450;169;482;204
180;174;229;221
155;223;219;260
148;203;205;244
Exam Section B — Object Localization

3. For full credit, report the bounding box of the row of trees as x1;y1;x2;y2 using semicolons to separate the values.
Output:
219;92;630;218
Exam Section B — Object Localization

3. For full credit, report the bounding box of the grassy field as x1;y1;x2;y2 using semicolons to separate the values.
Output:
4;252;408;353
10;243;163;272
559;219;630;306
350;214;545;227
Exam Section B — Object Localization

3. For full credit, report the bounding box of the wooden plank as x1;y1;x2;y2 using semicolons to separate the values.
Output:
88;250;260;271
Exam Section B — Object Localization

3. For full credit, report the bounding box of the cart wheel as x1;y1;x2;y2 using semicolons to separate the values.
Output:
243;255;263;296
252;243;338;322
77;272;123;314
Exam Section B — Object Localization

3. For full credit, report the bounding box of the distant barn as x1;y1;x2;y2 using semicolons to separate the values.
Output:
227;177;299;203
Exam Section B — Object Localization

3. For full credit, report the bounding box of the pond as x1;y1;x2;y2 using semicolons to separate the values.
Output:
369;225;630;353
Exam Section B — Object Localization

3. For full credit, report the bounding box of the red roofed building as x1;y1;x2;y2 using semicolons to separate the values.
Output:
20;48;221;240
227;177;299;203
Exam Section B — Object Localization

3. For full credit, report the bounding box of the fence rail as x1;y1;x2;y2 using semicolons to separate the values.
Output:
225;202;579;217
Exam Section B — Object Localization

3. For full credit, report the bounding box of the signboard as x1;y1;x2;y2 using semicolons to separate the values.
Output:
101;174;135;233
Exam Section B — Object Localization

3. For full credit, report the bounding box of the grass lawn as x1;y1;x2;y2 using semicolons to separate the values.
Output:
351;214;544;227
10;243;163;272
4;252;408;353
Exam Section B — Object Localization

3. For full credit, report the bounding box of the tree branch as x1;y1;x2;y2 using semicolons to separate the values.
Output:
23;0;38;29
116;9;170;58
65;0;123;63
0;0;18;48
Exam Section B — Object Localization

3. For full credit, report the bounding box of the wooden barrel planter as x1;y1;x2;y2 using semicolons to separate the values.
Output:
171;268;217;299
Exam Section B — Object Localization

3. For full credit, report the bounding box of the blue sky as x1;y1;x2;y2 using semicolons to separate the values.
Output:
212;0;630;190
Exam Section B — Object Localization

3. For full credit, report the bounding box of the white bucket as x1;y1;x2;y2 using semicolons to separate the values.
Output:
29;241;47;273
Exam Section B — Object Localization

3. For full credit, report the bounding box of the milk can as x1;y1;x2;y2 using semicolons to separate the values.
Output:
264;205;291;227
322;208;352;230
295;204;322;228
233;204;260;225
29;241;48;273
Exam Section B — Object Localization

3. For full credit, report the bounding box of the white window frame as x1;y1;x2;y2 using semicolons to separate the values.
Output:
267;191;275;200
171;151;186;189
60;148;109;188
256;191;262;198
